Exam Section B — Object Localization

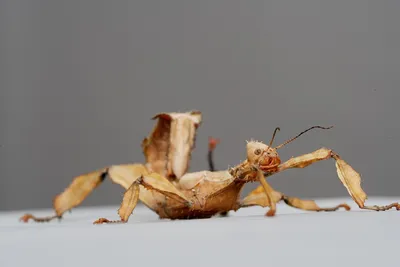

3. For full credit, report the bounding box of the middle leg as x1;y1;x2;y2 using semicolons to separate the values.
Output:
93;172;193;224
240;184;350;212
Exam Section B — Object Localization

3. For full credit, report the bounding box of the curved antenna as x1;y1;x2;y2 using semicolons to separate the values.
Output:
268;127;281;147
274;125;333;149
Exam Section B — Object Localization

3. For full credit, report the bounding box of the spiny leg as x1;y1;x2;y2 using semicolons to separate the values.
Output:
240;185;350;212
255;168;277;216
93;181;141;224
235;166;278;216
93;172;193;224
277;147;400;212
282;196;350;212
19;214;63;223
20;164;149;223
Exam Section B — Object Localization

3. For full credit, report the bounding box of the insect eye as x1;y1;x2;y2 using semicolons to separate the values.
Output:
254;149;262;155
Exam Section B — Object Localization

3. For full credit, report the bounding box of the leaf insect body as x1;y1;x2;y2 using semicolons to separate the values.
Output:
20;111;400;224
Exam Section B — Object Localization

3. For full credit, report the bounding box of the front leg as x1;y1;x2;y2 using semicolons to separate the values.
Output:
278;147;400;212
231;165;278;216
254;168;278;216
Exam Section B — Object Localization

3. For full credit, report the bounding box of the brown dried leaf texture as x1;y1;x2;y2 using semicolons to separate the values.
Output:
53;168;107;216
279;148;367;208
107;164;148;188
118;182;140;222
283;196;350;211
141;173;189;203
20;110;207;223
178;170;232;190
142;110;202;179
279;148;331;170
241;184;283;207
142;114;171;176
333;154;367;208
284;197;322;210
53;164;147;217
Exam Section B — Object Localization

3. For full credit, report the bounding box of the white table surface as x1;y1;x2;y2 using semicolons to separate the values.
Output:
1;197;399;267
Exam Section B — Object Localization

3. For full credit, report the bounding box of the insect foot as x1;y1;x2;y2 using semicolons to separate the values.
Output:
19;214;62;223
364;203;400;212
93;218;127;224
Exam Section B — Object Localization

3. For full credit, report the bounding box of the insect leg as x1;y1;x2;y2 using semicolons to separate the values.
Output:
277;147;400;212
93;172;192;224
239;185;284;209
240;185;350;212
20;164;148;223
254;168;278;216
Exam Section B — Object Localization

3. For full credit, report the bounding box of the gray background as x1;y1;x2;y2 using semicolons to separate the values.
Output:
1;0;399;211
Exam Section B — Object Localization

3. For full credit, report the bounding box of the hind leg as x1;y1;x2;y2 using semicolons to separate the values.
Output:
20;164;148;223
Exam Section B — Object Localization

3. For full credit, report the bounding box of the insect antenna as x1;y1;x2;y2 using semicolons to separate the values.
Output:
268;127;281;147
274;125;333;149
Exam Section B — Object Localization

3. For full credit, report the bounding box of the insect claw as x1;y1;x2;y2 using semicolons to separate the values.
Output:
19;214;32;223
93;218;124;224
266;209;276;217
